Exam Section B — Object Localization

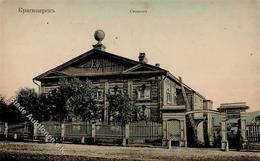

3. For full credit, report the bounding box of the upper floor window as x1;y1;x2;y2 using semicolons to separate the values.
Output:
166;88;172;103
137;84;150;100
173;91;177;104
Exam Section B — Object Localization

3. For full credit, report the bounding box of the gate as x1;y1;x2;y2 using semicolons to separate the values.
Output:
247;123;260;142
247;123;260;150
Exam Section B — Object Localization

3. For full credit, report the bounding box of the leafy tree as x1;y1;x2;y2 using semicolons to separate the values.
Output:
63;78;101;122
47;87;71;122
17;88;40;117
255;115;260;122
47;78;101;122
12;88;51;122
107;93;142;125
0;93;29;123
0;95;6;110
0;95;7;121
37;94;52;122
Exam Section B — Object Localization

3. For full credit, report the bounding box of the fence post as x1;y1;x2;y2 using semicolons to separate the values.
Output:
44;135;48;142
33;123;37;140
4;122;8;139
61;122;65;141
81;123;85;144
91;122;96;144
168;139;172;149
14;133;17;140
81;136;85;144
123;123;129;146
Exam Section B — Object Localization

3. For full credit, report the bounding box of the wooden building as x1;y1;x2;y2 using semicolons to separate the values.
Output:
33;30;213;146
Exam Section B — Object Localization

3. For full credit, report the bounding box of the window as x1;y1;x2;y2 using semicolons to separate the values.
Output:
173;91;177;104
137;84;150;100
41;86;58;94
96;89;104;101
142;105;150;119
166;88;172;103
109;85;123;95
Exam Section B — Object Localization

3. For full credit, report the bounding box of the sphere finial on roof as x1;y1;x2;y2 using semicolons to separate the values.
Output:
94;30;105;43
93;30;106;51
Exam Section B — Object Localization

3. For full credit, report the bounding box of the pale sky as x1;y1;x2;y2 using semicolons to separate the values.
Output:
0;0;260;111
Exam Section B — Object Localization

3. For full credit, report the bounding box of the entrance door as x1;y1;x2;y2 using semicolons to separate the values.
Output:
167;119;181;146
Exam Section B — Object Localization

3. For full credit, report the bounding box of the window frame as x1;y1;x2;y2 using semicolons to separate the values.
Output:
95;89;104;101
137;84;151;100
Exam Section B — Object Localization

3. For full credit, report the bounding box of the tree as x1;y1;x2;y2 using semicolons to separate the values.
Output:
0;95;7;121
47;78;101;122
15;88;54;122
63;78;101;122
0;92;30;123
17;88;40;117
107;93;142;125
37;94;52;122
47;86;71;122
255;115;260;122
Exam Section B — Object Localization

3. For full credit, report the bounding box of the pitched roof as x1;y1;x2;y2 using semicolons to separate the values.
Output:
33;49;166;81
33;48;206;99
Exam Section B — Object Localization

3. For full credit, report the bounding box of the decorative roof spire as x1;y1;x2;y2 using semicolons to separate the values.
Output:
93;30;106;51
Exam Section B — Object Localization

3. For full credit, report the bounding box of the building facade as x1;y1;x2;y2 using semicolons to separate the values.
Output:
33;30;213;146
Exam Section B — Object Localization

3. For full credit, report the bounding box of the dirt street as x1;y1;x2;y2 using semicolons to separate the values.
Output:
0;141;259;161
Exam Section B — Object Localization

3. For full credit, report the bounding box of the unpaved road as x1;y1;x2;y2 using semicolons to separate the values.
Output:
0;141;259;161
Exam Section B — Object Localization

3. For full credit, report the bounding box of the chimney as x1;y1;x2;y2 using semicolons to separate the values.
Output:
138;52;148;63
155;63;160;67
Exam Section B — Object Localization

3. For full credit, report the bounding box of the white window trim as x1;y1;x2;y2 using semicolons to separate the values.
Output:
137;85;151;100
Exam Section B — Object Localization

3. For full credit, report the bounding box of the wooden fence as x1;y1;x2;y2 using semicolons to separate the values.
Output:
129;122;163;141
8;122;32;139
4;122;259;147
36;122;61;138
64;122;92;139
96;123;124;139
0;121;162;145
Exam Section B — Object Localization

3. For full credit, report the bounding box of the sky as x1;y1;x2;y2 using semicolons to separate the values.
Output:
0;0;260;111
